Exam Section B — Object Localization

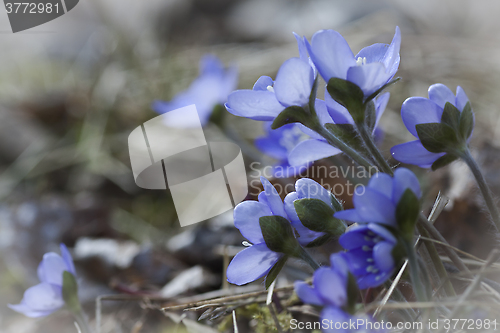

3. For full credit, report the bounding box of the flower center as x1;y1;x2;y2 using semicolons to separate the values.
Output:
267;85;275;93
356;57;367;66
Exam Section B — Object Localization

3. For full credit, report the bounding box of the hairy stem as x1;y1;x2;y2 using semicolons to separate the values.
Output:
460;148;500;233
313;124;376;174
356;123;393;175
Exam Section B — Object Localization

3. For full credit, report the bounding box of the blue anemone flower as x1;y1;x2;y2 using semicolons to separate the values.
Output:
227;177;292;285
8;244;76;318
225;32;315;121
334;168;421;227
153;54;238;127
390;84;473;168
340;223;397;289
305;27;401;98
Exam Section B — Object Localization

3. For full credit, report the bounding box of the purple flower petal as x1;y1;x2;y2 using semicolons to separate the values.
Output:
314;99;335;127
334;209;365;223
381;26;401;77
9;283;64;318
255;136;287;160
274;58;314;107
260;177;288;218
23;283;63;310
199;54;224;75
253;76;274;91
344;249;372;276
391;140;445;168
225;90;284;121
401;97;443;137
367;223;397;244
356;43;390;64
288;139;341;166
346;62;389;97
455;86;469;112
367;172;393;198
324;89;353;125
226;244;282;285
353;188;396;226
233;201;272;244
339;225;371;250
357;270;392;289
373;241;395;272
320;306;350;333
306;30;356;81
314;267;347;307
295;178;333;208
392;167;422;203
60;244;76;276
8;301;55;318
293;33;309;63
329;253;350;278
37;253;68;286
428;83;456;109
294;281;324;306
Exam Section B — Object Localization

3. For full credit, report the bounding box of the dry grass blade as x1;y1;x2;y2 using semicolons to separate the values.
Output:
161;285;295;312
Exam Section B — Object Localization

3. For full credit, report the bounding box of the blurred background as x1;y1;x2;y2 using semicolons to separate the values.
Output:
1;0;500;332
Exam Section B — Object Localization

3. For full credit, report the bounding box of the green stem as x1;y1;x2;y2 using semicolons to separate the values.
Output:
460;148;500;233
296;247;320;271
313;124;376;174
401;238;427;302
356;123;393;175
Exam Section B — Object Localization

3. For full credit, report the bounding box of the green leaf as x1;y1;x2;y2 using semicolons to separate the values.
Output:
294;198;346;236
431;153;459;171
459;102;474;140
365;77;401;103
327;78;365;123
441;102;461;131
265;255;288;289
416;123;458;153
259;215;299;255
345;272;360;314
62;271;81;314
271;106;310;130
324;123;367;155
395;189;420;241
364;100;377;132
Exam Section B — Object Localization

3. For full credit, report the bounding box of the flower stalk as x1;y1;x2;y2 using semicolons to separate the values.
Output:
460;148;500;233
356;121;393;175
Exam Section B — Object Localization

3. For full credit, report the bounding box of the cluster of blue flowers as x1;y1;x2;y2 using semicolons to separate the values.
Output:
12;21;489;333
219;26;474;331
